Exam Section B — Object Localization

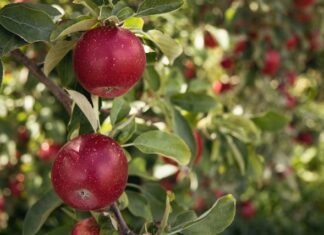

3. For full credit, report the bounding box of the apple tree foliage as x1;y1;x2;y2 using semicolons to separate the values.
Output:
0;0;323;235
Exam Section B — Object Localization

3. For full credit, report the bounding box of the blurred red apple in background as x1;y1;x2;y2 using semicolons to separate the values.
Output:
220;56;234;70
0;196;4;212
285;71;297;86
286;35;299;50
204;31;218;48
294;132;313;146
212;81;234;94
37;140;61;161
184;60;196;79
193;130;203;165
234;39;247;54
240;201;256;219
294;0;315;8
9;173;25;197
262;50;281;76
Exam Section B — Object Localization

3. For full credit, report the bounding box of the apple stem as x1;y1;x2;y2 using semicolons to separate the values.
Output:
10;49;72;115
111;202;137;235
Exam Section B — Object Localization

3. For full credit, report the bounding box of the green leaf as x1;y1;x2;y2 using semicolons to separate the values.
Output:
114;7;134;21
252;110;290;132
44;40;76;76
0;25;26;56
98;5;112;20
0;58;3;88
147;30;182;64
171;92;216;113
51;18;98;41
126;190;153;221
21;3;63;20
226;136;245;175
143;65;160;91
247;149;264;181
123;17;144;30
73;0;100;16
23;190;63;235
67;105;94;139
172;108;196;158
55;52;76;87
220;114;261;143
133;130;191;165
117;192;129;210
110;97;130;126
142;182;167;221
172;210;197;228
171;195;236;235
136;0;184;16
66;89;99;132
157;192;175;235
46;225;74;235
116;118;136;144
0;4;55;43
128;157;156;180
111;1;134;21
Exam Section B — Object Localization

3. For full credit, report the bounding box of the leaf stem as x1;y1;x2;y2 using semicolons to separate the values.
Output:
121;143;135;148
10;49;72;115
110;202;137;235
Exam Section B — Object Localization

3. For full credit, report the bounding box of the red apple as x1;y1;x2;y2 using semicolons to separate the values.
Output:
285;71;297;86
184;60;196;79
213;190;224;199
294;132;313;145
193;130;203;165
234;40;247;54
285;94;298;109
262;50;281;76
194;196;206;211
9;173;25;197
161;156;178;166
73;27;146;98
240;201;256;219
295;9;312;22
17;126;29;143
294;0;315;8
37;141;61;161
248;31;258;40
71;217;100;235
159;171;180;191
204;31;218;48
160;178;175;191
0;196;4;212
286;35;298;50
51;134;128;211
309;31;322;51
212;81;233;94
220;56;234;70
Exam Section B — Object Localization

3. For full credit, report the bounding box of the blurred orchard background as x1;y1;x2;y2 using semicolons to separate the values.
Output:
0;0;324;234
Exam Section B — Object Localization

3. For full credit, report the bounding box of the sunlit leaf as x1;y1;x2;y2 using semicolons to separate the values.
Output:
133;130;191;165
66;89;99;132
136;0;184;16
44;40;76;76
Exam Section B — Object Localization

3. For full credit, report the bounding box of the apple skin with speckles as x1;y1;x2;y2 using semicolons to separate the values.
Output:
71;217;100;235
51;134;128;211
73;27;146;98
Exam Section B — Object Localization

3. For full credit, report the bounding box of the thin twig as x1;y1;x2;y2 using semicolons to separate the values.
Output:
111;202;137;235
10;49;72;115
